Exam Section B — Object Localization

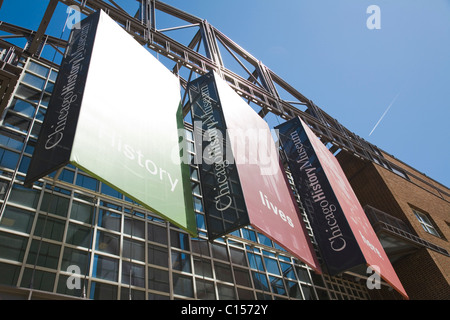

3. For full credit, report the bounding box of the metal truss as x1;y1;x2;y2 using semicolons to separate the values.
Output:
0;0;448;198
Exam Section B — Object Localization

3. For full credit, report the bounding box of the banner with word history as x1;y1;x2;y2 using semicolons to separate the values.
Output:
25;10;197;236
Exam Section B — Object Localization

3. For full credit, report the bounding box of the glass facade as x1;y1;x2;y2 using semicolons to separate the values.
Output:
0;58;371;300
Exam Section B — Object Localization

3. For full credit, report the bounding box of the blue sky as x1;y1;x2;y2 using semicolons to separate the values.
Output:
1;0;449;187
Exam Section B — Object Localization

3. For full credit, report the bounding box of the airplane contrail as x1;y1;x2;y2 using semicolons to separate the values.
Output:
369;92;401;136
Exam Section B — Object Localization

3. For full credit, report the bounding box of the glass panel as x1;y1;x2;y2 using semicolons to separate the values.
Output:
148;244;168;267
120;288;146;300
9;98;36;117
237;288;255;300
0;232;28;262
214;262;233;283
0;148;20;169
217;283;236;299
252;271;269;291
258;233;273;247
191;239;210;258
269;276;286;295
0;205;34;233
171;251;191;272
286;280;302;299
196;279;215;300
173;273;193;298
211;242;228;261
98;209;121;232
170;230;189;250
280;262;296;280
40;193;69;217
193;257;212;278
58;169;74;184
233;267;252;287
230;247;247;266
301;284;317;300
57;274;84;298
296;266;311;284
148;222;167;244
122;261;145;288
66;223;93;248
0;262;21;286
101;183;122;199
27;61;49;77
92;254;118;282
49;70;58;82
34;215;65;241
124;216;145;238
148;267;169;292
89;281;117;300
61;247;90;274
21;268;55;292
264;257;281;275
22;73;46;90
123;238;145;261
96;231;120;256
15;85;41;103
76;173;99;191
18;155;30;173
247;252;264;271
27;240;61;269
70;201;95;224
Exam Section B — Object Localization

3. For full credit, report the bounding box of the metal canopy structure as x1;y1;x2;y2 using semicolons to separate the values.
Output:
0;0;448;200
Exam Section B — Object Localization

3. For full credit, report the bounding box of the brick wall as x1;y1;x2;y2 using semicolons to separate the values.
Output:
336;150;450;300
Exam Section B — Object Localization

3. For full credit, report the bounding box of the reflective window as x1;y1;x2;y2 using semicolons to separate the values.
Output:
22;73;46;90
98;209;121;232
170;230;189;250
122;261;145;288
92;254;118;282
61;247;90;273
96;231;120;256
0;232;28;262
21;268;55;292
123;238;145;261
40;193;69;217
214;262;233;283
196;279;215;299
217;283;235;299
148;267;169;292
27;61;49;77
9;98;36;117
66;223;93;248
148;223;167;245
193;257;212;278
171;251;191;272
34;215;65;241
70;201;95;224
148;245;168;267
124;216;145;239
90;281;117;300
0;148;20;169
173;273;193;298
27;240;61;269
0;206;34;233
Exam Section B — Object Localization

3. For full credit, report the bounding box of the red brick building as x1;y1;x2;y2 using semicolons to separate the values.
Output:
337;150;450;300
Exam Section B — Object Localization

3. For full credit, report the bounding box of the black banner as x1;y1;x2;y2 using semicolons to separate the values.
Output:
187;72;250;240
24;11;100;187
276;117;365;275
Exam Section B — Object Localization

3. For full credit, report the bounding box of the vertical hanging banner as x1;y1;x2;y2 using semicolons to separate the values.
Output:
276;117;408;299
24;10;197;236
188;71;320;273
